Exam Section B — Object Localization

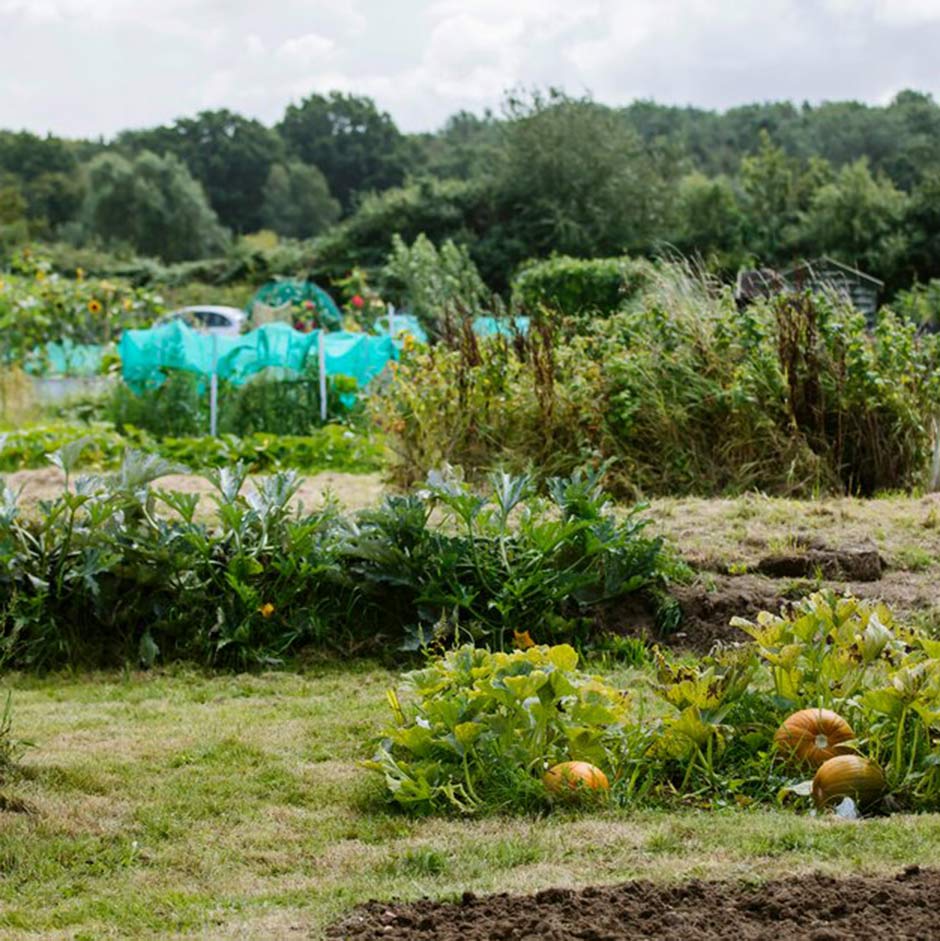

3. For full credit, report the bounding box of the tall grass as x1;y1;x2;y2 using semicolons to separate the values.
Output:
0;366;37;427
373;262;939;497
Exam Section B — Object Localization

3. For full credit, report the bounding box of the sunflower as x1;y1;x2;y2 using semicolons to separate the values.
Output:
88;299;103;314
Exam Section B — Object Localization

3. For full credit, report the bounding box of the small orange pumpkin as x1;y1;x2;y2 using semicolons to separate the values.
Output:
773;708;854;769
812;755;886;811
543;761;609;796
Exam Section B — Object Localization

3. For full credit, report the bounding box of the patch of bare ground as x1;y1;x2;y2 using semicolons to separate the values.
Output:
329;865;935;941
5;467;385;514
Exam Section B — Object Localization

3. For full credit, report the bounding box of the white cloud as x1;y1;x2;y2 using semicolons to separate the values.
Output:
276;32;335;66
1;0;939;137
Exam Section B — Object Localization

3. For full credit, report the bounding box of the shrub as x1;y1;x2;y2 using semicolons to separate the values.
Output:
373;262;940;496
382;233;488;333
512;255;654;317
0;458;668;670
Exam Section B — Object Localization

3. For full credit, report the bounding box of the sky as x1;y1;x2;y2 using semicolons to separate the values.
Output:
2;0;940;139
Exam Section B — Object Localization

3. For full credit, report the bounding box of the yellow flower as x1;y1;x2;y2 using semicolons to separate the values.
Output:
259;603;275;618
513;629;536;650
35;270;45;282
123;298;133;311
88;299;103;314
75;267;85;281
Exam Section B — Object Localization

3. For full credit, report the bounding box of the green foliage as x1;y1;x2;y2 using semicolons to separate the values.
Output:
261;162;340;239
733;592;940;805
0;250;163;365
512;255;653;316
0;462;666;670
382;234;488;330
374;263;940;496
117;109;286;234
372;592;940;816
800;158;908;282
80;151;228;262
277;92;410;212
348;465;665;651
0;422;384;474
892;279;940;329
368;643;639;813
106;366;356;439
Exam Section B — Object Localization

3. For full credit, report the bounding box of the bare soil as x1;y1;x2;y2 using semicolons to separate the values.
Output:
4;466;385;514
328;866;935;940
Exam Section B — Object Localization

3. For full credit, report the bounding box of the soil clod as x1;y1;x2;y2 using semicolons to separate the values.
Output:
327;868;940;940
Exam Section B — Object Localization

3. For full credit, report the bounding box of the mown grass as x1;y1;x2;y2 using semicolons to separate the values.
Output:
1;664;940;940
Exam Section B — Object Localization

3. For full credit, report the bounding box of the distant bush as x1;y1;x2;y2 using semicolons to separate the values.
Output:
512;255;654;317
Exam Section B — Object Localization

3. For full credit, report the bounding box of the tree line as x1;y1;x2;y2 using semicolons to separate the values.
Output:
2;88;940;294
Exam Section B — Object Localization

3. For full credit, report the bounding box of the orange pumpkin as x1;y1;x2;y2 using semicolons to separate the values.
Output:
543;761;609;796
812;755;886;811
773;708;854;769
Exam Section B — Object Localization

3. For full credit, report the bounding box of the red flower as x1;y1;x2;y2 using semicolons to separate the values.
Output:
351;294;364;309
304;300;315;310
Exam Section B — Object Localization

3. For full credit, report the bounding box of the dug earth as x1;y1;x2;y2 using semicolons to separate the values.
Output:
328;866;935;940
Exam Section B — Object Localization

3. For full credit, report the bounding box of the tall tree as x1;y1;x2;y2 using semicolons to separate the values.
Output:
118;110;283;233
81;151;227;261
277;92;409;211
261;161;340;239
799;158;908;281
491;91;677;267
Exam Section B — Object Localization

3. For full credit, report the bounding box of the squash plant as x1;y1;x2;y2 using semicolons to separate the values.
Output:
367;643;649;814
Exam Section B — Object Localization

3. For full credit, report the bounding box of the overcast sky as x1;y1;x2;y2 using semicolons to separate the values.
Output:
2;0;940;139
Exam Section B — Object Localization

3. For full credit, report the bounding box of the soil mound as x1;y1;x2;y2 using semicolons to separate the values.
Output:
328;866;935;940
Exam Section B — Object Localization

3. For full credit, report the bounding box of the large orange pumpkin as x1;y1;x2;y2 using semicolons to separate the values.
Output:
543;761;609;796
773;708;854;770
812;755;886;811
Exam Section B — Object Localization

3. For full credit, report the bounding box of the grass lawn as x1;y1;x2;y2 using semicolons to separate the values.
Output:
2;664;940;940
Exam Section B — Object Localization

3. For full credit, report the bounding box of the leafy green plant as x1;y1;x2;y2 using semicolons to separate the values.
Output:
0;459;669;670
367;643;644;813
0;421;384;474
346;465;667;651
512;255;653;317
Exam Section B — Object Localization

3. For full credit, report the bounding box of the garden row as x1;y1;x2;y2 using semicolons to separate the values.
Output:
0;454;671;670
371;592;940;817
0;422;383;474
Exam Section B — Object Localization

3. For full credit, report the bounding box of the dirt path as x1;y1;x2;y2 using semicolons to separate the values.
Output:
329;866;933;940
3;466;386;513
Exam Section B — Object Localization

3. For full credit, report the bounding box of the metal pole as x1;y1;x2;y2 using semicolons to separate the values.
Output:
209;333;218;437
318;329;327;423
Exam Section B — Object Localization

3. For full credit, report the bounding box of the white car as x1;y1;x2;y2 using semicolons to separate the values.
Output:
158;305;247;336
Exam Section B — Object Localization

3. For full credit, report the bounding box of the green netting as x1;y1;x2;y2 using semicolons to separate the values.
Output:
24;340;107;377
119;321;396;391
248;279;343;330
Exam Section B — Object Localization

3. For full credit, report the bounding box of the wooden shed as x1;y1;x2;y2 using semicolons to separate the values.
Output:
781;257;883;320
